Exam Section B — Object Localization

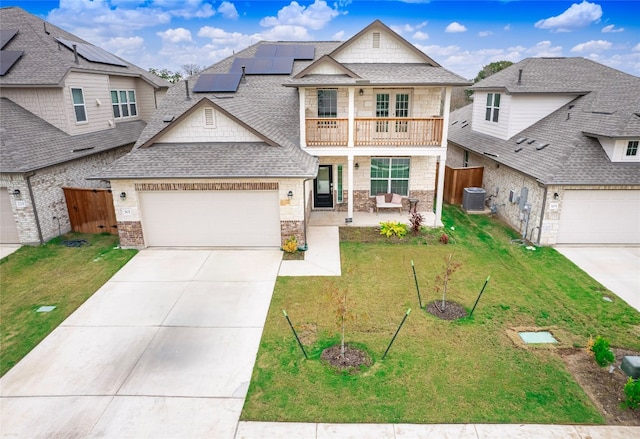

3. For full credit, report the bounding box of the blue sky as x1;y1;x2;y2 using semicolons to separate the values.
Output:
5;0;639;79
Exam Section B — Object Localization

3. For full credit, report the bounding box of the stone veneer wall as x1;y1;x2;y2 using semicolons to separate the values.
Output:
0;145;131;245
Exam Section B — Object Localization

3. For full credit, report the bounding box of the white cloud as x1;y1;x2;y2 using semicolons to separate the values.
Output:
602;24;624;33
571;39;612;53
260;0;340;31
504;24;511;31
157;27;193;43
445;22;467;33
527;41;563;57
634;43;640;52
261;25;313;40
535;0;602;32
478;31;493;37
413;31;429;41
101;36;144;58
218;2;239;20
333;30;345;40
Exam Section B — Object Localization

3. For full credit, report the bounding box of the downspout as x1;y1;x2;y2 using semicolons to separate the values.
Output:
536;185;547;246
26;173;44;244
302;177;314;249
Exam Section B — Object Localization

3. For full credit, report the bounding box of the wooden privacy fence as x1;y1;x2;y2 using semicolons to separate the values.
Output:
443;166;484;205
63;187;118;234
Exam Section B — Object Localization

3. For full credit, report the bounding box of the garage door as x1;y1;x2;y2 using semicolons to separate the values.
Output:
139;191;281;247
1;190;20;244
556;190;640;244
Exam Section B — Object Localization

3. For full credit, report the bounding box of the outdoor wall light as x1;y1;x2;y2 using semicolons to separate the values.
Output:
358;88;364;96
120;192;127;201
287;190;293;200
553;192;559;200
11;189;20;197
355;162;359;169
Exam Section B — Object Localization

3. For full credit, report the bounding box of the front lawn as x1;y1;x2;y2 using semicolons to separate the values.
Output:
241;206;640;424
0;233;137;376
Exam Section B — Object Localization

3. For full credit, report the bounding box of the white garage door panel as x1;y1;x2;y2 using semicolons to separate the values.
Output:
139;191;280;247
557;190;640;244
1;190;20;244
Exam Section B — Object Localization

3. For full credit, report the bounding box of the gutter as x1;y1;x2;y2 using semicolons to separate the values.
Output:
536;182;547;246
26;172;44;245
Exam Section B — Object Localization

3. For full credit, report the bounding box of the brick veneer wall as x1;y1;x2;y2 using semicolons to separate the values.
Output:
281;220;305;247
117;221;144;247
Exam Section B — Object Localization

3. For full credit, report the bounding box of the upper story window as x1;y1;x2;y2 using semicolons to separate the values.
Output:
485;93;500;123
111;90;137;119
626;140;639;157
71;88;87;123
317;89;337;118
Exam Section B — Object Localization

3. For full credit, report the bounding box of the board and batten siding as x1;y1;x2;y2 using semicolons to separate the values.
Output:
333;29;425;64
158;105;263;143
1;88;69;133
507;94;575;139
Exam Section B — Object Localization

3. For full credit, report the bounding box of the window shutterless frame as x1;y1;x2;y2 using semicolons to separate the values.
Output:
71;87;87;123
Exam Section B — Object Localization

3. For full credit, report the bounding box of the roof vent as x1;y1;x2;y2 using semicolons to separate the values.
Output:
527;139;536;144
185;80;190;100
536;143;549;150
483;152;499;158
163;115;175;123
461;123;469;128
451;121;458;125
43;22;50;35
514;147;523;153
517;69;523;85
515;137;527;144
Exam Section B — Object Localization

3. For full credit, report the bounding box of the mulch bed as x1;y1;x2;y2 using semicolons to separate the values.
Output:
559;348;640;425
425;300;468;320
321;344;372;373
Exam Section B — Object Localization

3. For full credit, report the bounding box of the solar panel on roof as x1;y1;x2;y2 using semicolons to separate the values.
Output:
1;30;18;49
0;50;23;76
56;37;128;67
255;44;315;60
192;73;242;93
230;57;293;74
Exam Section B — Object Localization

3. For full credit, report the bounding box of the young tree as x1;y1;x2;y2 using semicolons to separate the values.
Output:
434;254;462;310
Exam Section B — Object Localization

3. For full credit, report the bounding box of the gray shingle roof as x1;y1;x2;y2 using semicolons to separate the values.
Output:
0;98;144;173
0;7;167;88
92;142;319;179
448;90;640;186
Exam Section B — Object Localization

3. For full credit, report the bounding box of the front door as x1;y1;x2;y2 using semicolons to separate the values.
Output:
314;165;333;208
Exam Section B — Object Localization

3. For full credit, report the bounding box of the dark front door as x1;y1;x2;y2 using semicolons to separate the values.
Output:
314;165;333;208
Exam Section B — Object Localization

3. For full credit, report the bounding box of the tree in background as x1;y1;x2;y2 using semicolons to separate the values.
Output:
465;60;514;100
181;64;202;76
148;68;182;83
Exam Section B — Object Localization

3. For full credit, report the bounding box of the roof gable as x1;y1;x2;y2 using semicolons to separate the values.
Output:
330;20;440;66
294;55;360;79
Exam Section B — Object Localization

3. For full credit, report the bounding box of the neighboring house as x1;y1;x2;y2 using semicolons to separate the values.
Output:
94;20;469;249
0;7;168;245
447;57;640;245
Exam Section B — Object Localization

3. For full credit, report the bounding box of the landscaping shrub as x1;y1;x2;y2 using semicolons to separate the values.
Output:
439;233;449;244
282;236;298;253
409;212;424;236
589;336;615;367
379;221;408;238
623;377;640;410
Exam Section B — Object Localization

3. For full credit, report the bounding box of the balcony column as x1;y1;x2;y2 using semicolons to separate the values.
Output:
347;87;355;148
299;87;306;148
347;155;354;221
435;154;446;227
440;86;452;146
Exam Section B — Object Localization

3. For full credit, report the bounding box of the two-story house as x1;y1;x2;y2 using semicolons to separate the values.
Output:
94;20;469;249
0;7;168;245
447;57;640;245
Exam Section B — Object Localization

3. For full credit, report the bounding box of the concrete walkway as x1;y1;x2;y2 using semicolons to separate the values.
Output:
279;226;341;276
0;244;20;259
555;246;640;312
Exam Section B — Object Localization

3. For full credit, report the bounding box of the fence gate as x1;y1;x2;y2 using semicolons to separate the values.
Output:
443;166;484;205
63;187;118;234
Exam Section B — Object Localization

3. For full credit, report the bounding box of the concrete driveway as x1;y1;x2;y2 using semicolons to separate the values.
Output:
0;249;282;438
555;246;640;313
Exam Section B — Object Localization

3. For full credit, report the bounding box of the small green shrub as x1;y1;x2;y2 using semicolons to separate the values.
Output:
623;377;640;410
589;336;615;367
379;221;408;238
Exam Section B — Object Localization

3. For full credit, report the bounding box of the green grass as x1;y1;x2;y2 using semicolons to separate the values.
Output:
241;205;640;424
0;233;137;376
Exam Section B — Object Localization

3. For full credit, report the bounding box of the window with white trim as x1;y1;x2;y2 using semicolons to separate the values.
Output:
370;157;410;196
71;88;87;123
485;93;500;122
626;140;638;157
317;89;338;128
111;89;137;119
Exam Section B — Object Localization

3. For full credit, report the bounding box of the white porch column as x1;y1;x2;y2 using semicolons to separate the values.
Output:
435;154;446;227
347;155;354;220
441;86;452;146
299;88;307;148
347;87;355;148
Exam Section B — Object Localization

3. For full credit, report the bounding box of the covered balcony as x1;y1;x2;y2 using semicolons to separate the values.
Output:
305;117;443;147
